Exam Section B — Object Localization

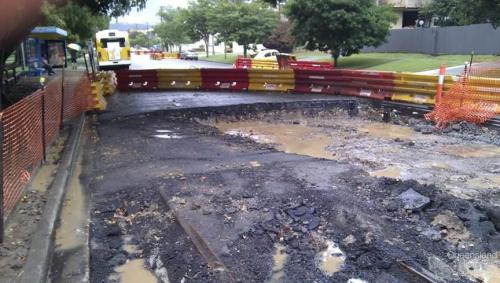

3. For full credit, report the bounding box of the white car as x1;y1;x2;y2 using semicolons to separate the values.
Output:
253;49;280;60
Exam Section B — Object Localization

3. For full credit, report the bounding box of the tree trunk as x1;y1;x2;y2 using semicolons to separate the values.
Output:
204;37;209;58
332;50;340;67
243;44;248;58
224;42;227;60
211;36;215;56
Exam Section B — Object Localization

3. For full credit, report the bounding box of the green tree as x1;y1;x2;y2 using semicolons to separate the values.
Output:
285;0;397;65
129;31;149;48
42;1;109;44
210;0;279;57
421;0;500;27
155;7;191;52
0;0;147;108
74;0;147;18
262;0;286;14
263;21;296;53
181;0;215;57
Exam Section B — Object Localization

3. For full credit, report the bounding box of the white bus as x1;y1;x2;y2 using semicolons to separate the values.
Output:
95;29;131;70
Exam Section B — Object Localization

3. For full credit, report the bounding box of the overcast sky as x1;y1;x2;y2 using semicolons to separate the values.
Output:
116;0;189;24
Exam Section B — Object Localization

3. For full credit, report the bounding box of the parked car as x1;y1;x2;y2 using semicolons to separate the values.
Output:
253;49;280;61
180;50;199;60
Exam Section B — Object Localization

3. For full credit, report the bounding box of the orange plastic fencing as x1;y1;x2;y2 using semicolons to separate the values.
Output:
64;72;92;120
1;71;89;220
426;62;500;128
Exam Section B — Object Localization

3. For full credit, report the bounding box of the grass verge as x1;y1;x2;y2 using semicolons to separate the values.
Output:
293;52;500;72
198;54;238;65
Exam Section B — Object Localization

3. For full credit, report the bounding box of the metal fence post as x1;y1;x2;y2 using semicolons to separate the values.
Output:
0;120;4;243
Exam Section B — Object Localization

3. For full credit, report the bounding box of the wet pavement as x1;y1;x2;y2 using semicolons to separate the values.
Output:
103;90;352;120
84;99;500;283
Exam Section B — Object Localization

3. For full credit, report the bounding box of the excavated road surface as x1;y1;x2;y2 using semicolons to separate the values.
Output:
83;96;500;283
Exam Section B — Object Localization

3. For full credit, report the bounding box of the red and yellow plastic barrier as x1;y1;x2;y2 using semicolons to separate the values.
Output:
113;68;500;112
158;69;201;90
248;69;295;92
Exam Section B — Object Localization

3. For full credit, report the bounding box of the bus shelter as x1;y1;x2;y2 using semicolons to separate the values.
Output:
26;26;68;76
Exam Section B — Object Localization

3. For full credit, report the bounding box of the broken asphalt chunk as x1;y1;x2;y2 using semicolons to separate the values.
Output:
397;189;430;211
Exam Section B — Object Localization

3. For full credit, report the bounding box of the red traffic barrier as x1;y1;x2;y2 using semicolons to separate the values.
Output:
234;57;252;69
293;69;393;100
289;61;334;71
294;70;340;94
201;69;249;91
115;69;159;91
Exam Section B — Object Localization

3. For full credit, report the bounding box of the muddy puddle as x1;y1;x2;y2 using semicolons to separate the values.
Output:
369;165;404;179
153;129;184;139
315;240;345;276
115;259;158;283
212;116;500;200
438;144;500;159
269;243;287;282
32;137;67;192
54;152;86;249
358;123;413;140
214;121;338;160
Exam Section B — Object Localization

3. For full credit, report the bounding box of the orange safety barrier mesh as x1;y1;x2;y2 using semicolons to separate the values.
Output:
1;71;89;219
63;71;91;121
2;91;45;217
425;63;500;129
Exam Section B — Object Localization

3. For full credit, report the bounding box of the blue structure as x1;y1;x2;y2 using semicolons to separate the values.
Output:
26;26;68;76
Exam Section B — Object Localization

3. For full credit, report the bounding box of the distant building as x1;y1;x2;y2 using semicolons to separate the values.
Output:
377;0;433;29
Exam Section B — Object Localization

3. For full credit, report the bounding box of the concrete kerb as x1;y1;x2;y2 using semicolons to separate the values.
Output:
20;114;86;283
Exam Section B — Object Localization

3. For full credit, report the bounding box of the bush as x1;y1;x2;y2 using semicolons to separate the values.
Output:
192;44;206;52
263;21;296;53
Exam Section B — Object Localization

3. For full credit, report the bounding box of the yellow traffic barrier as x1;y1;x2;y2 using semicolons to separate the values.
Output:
96;71;117;96
389;73;455;105
162;52;179;59
394;73;455;84
391;93;436;105
251;59;279;70
248;69;294;92
90;81;107;111
157;69;201;90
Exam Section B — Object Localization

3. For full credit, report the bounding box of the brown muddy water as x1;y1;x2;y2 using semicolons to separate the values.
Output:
211;112;500;282
215;121;338;160
111;237;158;283
212;117;500;201
54;152;86;249
115;259;158;283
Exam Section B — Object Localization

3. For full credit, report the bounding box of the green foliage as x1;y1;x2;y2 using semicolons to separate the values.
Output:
181;0;215;56
74;0;147;18
421;0;500;27
261;0;286;8
154;7;191;51
263;21;296;53
209;0;279;57
129;31;149;48
42;1;109;44
285;0;397;64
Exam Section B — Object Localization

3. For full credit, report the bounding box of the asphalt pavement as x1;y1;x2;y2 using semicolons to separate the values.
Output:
103;90;352;120
130;54;231;70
